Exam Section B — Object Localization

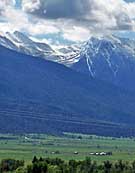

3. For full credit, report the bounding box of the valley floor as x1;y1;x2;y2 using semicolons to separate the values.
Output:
0;133;134;163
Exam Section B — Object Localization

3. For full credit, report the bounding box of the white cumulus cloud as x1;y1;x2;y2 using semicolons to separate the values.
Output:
0;0;135;43
22;0;41;12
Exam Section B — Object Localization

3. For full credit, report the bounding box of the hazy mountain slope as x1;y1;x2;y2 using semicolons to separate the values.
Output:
1;45;135;136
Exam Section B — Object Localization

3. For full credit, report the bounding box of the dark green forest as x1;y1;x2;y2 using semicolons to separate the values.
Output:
2;157;135;173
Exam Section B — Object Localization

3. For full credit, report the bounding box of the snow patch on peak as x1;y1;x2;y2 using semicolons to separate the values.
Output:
72;35;135;84
0;31;82;67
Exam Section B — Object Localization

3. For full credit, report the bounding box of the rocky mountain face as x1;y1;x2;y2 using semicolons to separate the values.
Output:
72;36;135;91
1;31;135;91
0;31;80;66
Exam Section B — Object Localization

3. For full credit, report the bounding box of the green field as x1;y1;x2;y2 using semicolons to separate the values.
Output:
0;133;135;163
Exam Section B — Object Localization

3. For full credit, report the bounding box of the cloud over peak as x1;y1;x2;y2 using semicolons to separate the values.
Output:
0;0;135;43
22;0;135;32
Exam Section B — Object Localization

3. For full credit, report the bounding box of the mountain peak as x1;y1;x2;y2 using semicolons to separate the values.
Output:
1;31;135;91
72;35;135;90
0;31;81;66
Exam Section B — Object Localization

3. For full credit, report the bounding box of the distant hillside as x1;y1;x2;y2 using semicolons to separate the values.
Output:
1;45;135;137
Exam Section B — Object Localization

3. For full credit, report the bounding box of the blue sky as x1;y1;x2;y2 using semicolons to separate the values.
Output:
125;0;135;2
0;0;135;45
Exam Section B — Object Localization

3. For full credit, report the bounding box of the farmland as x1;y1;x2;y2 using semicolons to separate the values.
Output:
0;133;134;163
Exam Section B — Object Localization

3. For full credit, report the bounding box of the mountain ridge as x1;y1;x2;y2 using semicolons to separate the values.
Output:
72;36;135;91
0;31;80;66
1;44;135;136
1;31;135;91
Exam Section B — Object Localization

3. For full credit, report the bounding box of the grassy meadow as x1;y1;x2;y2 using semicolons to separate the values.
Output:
0;133;134;163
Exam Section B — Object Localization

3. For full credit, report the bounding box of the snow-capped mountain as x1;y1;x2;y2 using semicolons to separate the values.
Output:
1;43;135;136
1;31;135;91
2;31;135;136
72;36;135;91
0;31;80;66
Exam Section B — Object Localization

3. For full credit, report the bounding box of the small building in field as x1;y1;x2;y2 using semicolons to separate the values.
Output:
89;152;112;156
100;152;106;156
74;151;79;155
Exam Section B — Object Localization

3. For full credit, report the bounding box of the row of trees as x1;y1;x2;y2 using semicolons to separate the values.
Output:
0;159;24;172
1;157;135;173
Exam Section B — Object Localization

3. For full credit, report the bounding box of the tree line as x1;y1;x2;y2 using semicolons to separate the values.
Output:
1;157;135;173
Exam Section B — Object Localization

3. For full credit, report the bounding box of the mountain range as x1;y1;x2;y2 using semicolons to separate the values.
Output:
0;31;80;66
1;31;135;91
1;31;135;136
